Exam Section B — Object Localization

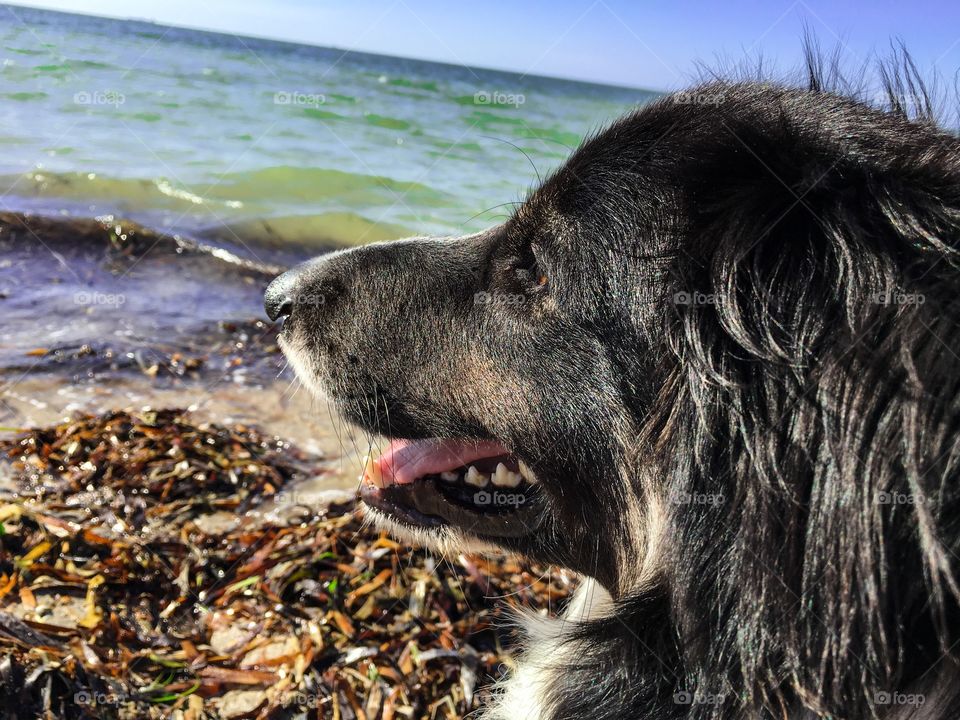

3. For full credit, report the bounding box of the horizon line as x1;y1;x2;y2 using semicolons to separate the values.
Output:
1;1;667;94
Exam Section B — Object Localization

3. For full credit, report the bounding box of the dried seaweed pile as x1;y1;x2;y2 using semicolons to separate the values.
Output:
0;410;574;719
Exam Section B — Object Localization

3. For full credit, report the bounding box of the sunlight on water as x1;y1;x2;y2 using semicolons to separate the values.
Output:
0;5;658;245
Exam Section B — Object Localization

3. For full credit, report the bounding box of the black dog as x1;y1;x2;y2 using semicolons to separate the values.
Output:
266;54;960;719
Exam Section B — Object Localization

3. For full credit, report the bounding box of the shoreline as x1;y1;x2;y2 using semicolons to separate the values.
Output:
0;209;368;494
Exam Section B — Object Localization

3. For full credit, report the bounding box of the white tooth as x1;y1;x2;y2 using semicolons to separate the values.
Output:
493;462;521;488
364;461;386;488
518;461;538;485
464;465;489;487
440;471;458;482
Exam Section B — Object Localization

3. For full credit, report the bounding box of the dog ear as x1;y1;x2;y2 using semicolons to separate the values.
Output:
661;97;960;715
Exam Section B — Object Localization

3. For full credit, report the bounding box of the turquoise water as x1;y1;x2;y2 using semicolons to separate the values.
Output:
0;4;658;250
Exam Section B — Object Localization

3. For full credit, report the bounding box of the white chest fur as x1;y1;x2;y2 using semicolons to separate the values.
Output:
479;579;614;720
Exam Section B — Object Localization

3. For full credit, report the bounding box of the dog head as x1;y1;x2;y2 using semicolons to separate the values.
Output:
266;106;686;591
269;75;960;591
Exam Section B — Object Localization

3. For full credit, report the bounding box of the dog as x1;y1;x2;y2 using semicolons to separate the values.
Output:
266;53;960;719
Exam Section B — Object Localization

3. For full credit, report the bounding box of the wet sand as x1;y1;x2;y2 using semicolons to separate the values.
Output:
0;210;366;497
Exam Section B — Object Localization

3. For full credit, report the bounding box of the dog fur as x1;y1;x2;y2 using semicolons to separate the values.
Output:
273;51;960;719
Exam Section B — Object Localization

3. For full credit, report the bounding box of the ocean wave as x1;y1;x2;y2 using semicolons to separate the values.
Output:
1;166;450;211
201;212;413;249
207;165;451;205
0;167;441;250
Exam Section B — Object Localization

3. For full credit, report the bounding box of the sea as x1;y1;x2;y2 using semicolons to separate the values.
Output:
0;4;657;247
0;3;658;482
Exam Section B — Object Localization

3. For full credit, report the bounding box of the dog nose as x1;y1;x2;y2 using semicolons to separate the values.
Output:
264;268;299;321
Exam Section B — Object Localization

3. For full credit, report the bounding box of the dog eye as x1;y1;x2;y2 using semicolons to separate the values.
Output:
515;251;548;289
534;265;548;286
526;264;548;286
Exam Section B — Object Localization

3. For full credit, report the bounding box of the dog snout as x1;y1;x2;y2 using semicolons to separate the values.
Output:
264;266;303;321
265;256;347;323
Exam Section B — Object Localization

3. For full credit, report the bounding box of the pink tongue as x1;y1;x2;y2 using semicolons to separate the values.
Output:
373;438;509;485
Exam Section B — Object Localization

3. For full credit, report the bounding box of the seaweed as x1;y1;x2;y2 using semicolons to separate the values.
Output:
0;410;574;719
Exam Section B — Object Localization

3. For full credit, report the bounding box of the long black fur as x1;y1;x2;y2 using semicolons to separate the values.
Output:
548;53;960;720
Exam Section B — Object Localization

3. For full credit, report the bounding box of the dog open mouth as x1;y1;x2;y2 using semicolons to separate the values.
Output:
359;439;542;538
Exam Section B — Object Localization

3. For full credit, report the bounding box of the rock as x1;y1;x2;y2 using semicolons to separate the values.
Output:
216;688;266;719
241;635;299;667
209;624;249;655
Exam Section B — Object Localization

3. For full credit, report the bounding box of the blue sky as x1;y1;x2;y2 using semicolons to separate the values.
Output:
9;0;960;90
